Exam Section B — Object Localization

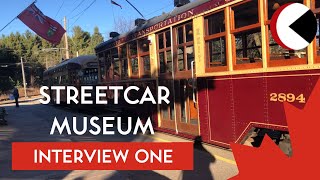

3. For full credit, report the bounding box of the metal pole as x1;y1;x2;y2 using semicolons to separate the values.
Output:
64;16;70;59
20;57;27;98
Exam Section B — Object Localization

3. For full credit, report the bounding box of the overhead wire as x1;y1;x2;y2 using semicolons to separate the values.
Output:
145;2;173;18
55;0;65;18
69;0;97;27
67;0;86;18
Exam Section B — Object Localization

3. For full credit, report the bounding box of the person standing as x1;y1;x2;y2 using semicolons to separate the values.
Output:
13;87;19;108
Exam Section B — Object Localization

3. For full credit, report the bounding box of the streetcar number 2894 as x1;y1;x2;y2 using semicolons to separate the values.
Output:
270;93;306;103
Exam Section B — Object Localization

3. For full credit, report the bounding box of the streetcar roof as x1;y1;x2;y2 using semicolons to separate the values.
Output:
95;0;210;51
44;55;97;74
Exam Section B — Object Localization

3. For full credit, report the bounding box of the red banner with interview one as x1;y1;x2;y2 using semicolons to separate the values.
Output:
12;142;193;170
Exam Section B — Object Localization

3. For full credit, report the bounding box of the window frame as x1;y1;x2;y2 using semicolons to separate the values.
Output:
173;21;194;77
230;0;263;70
138;38;151;78
159;80;175;122
157;29;173;78
204;9;229;72
119;44;129;79
313;0;320;63
128;40;139;78
265;0;307;67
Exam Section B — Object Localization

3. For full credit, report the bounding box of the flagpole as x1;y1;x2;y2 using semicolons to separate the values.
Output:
0;0;37;33
124;0;145;19
0;17;17;33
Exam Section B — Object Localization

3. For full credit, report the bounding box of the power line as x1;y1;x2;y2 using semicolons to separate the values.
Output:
124;0;145;19
70;0;97;27
145;2;173;18
69;0;95;20
67;0;86;18
55;0;65;18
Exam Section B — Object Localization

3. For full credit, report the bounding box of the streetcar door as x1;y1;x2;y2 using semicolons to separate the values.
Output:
172;22;199;136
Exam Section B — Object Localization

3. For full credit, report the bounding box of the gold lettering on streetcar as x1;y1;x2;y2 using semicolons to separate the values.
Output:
270;93;306;104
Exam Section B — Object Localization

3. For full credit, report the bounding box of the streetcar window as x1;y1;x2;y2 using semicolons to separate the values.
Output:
111;48;120;80
177;26;184;44
232;1;262;66
139;38;149;52
186;24;193;42
120;45;128;79
128;41;138;77
129;41;137;56
157;29;173;74
268;27;306;62
205;10;227;69
160;80;175;121
139;38;150;77
158;33;164;49
166;51;173;72
175;22;194;71
207;37;226;67
268;0;303;20
142;56;151;77
235;29;262;64
178;47;185;71
267;0;306;65
233;0;259;29
186;46;194;70
159;52;166;73
131;58;139;76
165;31;171;47
114;57;120;78
207;11;225;35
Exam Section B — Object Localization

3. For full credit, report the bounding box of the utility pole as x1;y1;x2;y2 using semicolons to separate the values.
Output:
20;57;27;98
64;16;70;60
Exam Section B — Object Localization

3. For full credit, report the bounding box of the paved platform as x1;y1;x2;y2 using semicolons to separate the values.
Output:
0;100;238;180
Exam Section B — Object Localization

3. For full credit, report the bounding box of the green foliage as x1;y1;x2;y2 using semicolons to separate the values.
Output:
0;26;104;93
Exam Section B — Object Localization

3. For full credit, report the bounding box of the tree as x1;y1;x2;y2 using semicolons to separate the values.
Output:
70;26;91;57
113;16;135;34
87;26;104;54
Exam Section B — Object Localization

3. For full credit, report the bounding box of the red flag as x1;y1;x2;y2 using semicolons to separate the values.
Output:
18;3;65;45
111;0;122;9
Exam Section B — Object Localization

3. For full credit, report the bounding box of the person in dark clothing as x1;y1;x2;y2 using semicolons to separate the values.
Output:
13;87;19;107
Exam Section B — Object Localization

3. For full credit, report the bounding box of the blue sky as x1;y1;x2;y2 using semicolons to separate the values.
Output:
0;0;174;39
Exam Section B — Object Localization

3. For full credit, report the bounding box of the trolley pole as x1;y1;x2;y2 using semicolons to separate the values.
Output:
64;16;70;60
20;57;27;98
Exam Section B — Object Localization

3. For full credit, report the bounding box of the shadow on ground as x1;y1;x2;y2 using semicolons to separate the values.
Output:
0;102;217;180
